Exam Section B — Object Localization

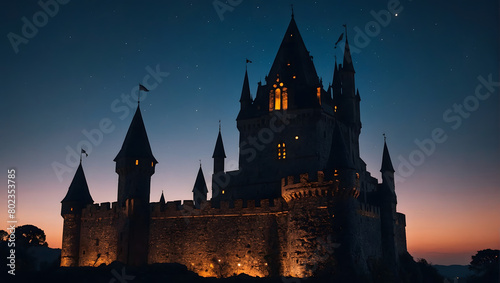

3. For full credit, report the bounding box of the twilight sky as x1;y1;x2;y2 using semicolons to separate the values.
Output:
1;0;499;265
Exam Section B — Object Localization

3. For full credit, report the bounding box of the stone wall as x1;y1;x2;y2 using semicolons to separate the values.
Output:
148;199;287;277
78;202;121;266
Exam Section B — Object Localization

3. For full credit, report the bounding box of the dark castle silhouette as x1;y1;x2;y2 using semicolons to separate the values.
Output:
61;15;407;278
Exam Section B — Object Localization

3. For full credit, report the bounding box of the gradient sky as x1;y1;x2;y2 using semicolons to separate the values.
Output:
1;0;499;266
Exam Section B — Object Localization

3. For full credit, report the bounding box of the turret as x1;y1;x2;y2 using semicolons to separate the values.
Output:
212;125;226;175
237;69;253;120
60;162;93;267
192;165;208;208
333;28;362;165
113;104;157;266
378;138;399;274
114;104;157;207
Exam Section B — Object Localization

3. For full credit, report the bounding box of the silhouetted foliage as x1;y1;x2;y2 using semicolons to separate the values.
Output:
468;249;499;283
0;230;8;242
17;224;48;247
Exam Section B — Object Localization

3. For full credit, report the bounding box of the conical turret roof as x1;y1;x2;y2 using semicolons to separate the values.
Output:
342;35;355;73
212;129;226;159
192;166;208;194
240;69;251;103
381;140;395;173
62;162;93;204
114;105;158;163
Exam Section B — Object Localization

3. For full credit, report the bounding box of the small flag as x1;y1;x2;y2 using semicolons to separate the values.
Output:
139;84;149;92
334;33;344;47
81;149;88;157
246;58;252;64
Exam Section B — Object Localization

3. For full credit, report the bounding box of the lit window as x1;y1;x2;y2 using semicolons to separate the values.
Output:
278;142;286;159
135;160;139;165
222;190;225;194
292;75;296;79
151;162;154;167
334;169;338;177
334;105;337;112
269;82;287;111
275;88;281;110
282;88;288;110
269;90;275;111
317;87;321;105
70;207;73;211
295;136;299;140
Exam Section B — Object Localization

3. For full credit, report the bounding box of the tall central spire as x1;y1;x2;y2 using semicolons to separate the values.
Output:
268;15;319;87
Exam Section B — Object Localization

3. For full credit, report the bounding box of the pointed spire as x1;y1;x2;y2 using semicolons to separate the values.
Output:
62;163;93;204
159;190;165;204
332;59;341;96
381;136;395;173
192;166;208;194
267;14;319;90
240;69;252;103
114;105;158;163
212;127;226;159
342;24;355;73
326;123;355;170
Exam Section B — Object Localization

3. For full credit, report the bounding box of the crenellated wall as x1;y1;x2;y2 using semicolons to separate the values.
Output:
148;198;287;277
65;173;403;279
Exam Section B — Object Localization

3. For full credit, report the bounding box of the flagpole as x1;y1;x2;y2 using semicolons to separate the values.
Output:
138;84;140;105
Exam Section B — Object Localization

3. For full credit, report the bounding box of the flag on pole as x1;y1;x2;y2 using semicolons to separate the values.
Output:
139;84;149;92
334;33;344;48
246;58;252;64
81;148;88;157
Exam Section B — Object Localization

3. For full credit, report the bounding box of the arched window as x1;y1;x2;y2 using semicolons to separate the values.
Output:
275;88;281;110
277;142;286;159
269;76;288;111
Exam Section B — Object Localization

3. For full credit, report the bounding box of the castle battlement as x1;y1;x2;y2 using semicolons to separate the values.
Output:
81;202;123;218
150;198;286;218
281;171;359;202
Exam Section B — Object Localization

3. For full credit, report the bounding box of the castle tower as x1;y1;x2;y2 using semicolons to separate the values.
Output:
332;31;362;165
237;69;253;120
192;165;208;208
378;139;399;272
114;104;157;266
60;161;93;266
212;125;226;200
281;123;360;277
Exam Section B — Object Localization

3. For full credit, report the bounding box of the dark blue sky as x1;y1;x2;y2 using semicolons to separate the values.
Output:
1;0;499;265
